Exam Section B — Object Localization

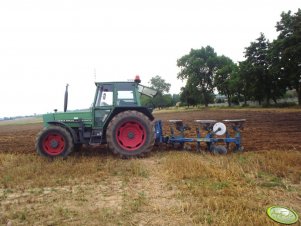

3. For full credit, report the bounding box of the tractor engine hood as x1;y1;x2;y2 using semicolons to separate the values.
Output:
42;111;93;127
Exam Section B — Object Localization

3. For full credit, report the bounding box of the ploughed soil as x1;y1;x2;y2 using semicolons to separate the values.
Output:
1;108;301;154
155;108;301;152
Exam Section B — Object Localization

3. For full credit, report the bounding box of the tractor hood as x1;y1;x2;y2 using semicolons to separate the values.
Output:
42;110;93;127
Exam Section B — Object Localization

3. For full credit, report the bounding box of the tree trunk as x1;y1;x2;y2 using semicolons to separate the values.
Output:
227;94;231;107
265;97;270;106
297;83;301;106
203;92;208;107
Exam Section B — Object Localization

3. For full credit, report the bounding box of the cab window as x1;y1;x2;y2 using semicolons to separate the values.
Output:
116;83;136;106
95;85;113;106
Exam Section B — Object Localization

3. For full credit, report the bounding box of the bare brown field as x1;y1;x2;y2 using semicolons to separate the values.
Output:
1;108;301;154
155;108;301;151
0;109;301;225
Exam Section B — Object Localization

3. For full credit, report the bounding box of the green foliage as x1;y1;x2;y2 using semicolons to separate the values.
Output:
140;95;153;108
141;76;175;109
234;9;301;106
214;56;240;106
273;9;301;105
239;30;290;105
243;33;273;105
172;94;180;105
177;46;222;107
237;60;255;104
149;75;171;94
230;96;240;105
179;85;200;107
142;75;174;109
153;93;174;109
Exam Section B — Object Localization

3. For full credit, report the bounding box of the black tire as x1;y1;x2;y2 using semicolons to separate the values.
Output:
35;126;74;158
106;110;154;158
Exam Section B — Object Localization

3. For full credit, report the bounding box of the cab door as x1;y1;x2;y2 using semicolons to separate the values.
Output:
93;84;114;128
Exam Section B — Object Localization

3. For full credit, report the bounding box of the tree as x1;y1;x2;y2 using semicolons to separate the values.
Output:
177;46;221;107
214;56;239;106
237;61;254;104
142;75;172;109
172;94;180;105
162;94;174;107
140;95;153;108
273;9;301;105
267;40;288;103
243;33;278;105
149;75;171;94
152;94;174;108
179;86;200;107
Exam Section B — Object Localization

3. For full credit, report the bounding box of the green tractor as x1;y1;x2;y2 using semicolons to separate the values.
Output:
35;76;157;158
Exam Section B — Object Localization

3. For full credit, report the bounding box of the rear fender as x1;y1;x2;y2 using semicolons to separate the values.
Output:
47;121;78;143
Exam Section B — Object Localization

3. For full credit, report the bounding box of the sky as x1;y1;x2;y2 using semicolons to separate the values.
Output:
0;0;300;118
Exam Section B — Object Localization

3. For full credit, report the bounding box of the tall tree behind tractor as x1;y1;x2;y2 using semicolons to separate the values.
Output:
36;76;158;158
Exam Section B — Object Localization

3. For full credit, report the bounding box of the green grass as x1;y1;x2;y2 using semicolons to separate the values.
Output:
0;117;42;126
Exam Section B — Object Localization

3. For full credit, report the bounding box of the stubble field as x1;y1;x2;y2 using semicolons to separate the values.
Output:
0;108;301;225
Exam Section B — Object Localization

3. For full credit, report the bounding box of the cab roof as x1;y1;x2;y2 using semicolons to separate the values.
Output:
95;81;136;86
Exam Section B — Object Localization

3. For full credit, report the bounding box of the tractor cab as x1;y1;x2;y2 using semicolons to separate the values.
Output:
94;82;139;107
93;82;140;128
94;78;157;107
92;78;157;128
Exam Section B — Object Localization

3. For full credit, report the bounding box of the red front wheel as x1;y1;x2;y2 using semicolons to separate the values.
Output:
36;126;74;158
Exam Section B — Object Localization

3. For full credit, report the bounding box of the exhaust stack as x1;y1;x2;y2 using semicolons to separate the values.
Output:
64;84;69;112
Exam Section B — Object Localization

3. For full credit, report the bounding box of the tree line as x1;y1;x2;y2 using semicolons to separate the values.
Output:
143;9;301;108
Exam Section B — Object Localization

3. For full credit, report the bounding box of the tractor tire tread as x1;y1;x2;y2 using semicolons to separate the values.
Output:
106;110;154;158
35;125;74;158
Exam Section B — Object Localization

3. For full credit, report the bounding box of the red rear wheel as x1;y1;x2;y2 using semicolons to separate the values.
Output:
107;110;154;157
116;121;146;151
